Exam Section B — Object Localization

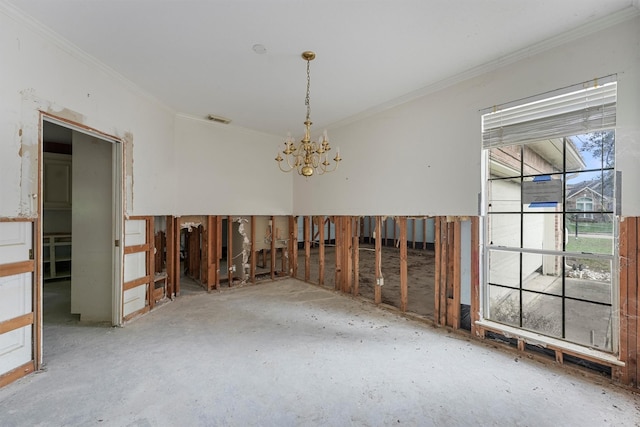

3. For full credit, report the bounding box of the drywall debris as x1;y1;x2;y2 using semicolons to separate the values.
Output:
236;217;251;283
180;222;202;232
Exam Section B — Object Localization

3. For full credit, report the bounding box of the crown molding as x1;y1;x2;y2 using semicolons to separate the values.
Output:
329;6;640;131
0;0;175;115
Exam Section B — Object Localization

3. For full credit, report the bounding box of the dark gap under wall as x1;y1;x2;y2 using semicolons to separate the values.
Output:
485;331;612;377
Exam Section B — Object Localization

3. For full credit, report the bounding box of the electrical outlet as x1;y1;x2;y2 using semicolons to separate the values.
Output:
376;277;384;286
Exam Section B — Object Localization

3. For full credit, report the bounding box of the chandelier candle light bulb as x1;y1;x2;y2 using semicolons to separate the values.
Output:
275;51;342;177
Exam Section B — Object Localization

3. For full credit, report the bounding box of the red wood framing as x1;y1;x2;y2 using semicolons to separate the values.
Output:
619;217;640;387
289;216;297;278
374;216;382;304
173;216;181;296
228;216;234;285
318;216;325;286
399;217;408;312
470;217;481;337
434;216;461;328
353;217;360;297
207;216;218;291
334;217;342;291
250;216;257;283
270;216;276;281
304;216;311;282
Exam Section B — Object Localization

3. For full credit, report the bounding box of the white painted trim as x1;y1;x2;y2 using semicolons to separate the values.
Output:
476;319;624;366
42;116;120;144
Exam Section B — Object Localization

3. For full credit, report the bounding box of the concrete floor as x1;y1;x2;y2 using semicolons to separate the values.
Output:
1;279;639;426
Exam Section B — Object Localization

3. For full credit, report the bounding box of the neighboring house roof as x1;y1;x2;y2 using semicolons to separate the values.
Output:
566;178;612;202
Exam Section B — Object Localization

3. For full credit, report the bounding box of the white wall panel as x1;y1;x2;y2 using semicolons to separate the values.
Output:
0;326;32;375
123;285;146;317
0;222;31;263
173;116;292;215
0;273;32;322
124;252;146;283
293;17;640;216
125;219;146;246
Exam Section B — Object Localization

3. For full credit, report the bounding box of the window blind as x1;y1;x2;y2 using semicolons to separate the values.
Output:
482;80;617;149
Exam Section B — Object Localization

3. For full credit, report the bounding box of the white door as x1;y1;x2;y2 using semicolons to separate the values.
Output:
0;221;35;386
71;132;113;322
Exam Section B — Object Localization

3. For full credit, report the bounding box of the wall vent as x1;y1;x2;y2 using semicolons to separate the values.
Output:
207;114;232;124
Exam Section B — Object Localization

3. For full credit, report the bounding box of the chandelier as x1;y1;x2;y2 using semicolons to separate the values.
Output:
275;51;341;177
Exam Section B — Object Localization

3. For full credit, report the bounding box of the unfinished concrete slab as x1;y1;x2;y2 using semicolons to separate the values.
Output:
1;279;639;426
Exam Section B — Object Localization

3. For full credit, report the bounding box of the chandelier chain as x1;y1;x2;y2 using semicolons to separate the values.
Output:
305;59;311;121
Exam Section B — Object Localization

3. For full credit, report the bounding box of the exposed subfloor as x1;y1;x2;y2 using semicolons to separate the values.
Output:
1;279;639;426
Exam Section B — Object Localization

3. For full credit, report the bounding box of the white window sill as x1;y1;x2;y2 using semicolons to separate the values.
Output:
475;319;624;367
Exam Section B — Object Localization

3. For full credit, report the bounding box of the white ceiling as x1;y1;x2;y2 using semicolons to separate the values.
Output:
6;0;639;136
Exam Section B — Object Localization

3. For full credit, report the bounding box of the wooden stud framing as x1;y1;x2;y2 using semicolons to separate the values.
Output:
353;217;360;297
289;216;297;278
167;216;174;297
200;221;208;287
318;216;325;286
304;216;311;282
283;219;288;274
148;217;155;309
619;217;630;384
334;217;342;291
33;217;41;371
270;216;276;280
166;216;175;298
628;219;638;388
434;217;443;324
227;216;233;286
433;217;463;329
347;217;353;293
174;216;181;296
0;260;35;278
374;216;382;304
0;362;35;389
450;220;461;329
207;216;217;291
0;313;34;335
470;217;481;337
619;217;639;387
399;217;408;312
250;216;257;283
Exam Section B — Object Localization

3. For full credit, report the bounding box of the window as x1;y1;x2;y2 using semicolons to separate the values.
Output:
482;78;617;352
576;197;594;219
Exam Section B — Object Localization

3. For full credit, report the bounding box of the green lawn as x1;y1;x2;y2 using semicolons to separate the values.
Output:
565;236;612;271
566;220;613;234
565;236;613;255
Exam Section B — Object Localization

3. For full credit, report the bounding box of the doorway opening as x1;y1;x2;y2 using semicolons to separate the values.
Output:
41;118;123;357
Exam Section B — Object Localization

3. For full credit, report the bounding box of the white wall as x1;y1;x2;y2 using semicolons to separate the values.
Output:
1;5;638;219
173;115;292;215
0;5;292;218
0;6;178;217
294;16;640;216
